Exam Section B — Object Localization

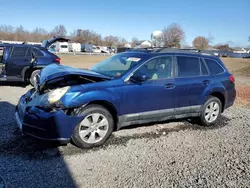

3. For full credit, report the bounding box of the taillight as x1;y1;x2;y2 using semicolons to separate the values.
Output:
229;75;235;83
55;58;61;64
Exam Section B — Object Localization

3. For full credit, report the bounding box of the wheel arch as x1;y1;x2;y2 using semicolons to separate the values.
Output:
22;66;44;82
209;91;225;112
88;100;118;131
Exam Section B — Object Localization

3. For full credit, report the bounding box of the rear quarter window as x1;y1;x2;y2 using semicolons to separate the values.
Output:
33;48;44;57
204;59;225;75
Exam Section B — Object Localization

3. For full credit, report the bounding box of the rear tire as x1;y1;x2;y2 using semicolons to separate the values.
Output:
29;70;40;86
71;104;114;149
200;96;222;126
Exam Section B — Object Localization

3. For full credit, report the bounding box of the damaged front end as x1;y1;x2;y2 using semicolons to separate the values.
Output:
15;64;111;141
31;63;111;110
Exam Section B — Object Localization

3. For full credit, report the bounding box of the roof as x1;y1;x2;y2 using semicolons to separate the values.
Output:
0;43;42;48
123;48;219;60
126;47;217;56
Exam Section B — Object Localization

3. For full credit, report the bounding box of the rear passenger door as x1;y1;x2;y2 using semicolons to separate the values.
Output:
174;55;211;115
5;47;30;78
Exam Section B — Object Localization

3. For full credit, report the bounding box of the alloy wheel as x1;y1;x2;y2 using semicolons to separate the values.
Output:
78;113;109;144
204;101;220;123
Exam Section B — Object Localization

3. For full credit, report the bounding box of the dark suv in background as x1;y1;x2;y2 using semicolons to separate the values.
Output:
0;37;69;85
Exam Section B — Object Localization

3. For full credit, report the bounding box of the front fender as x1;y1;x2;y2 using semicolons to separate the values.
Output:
61;89;120;112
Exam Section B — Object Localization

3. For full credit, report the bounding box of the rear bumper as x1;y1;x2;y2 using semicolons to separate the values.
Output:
15;92;84;142
224;87;236;110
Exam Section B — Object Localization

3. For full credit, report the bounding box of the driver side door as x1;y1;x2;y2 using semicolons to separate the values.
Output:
118;56;176;125
0;46;10;80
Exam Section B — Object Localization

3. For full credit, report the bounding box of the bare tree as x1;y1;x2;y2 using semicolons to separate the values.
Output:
0;25;14;40
14;25;28;41
51;25;67;37
117;37;127;47
30;27;50;42
207;33;214;44
162;23;185;48
71;29;103;45
131;37;140;47
192;36;209;50
103;35;119;46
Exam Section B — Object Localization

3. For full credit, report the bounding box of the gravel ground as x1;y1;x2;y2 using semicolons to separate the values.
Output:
0;85;250;188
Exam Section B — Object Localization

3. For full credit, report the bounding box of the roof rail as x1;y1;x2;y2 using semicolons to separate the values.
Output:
126;47;215;56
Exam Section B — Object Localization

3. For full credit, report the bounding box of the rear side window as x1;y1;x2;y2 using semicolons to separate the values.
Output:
176;56;201;77
205;59;224;75
11;47;28;57
26;48;44;57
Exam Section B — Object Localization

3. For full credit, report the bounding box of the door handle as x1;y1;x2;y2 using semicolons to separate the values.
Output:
202;80;210;85
164;83;175;89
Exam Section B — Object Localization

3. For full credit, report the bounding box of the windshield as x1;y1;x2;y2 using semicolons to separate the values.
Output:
90;53;144;77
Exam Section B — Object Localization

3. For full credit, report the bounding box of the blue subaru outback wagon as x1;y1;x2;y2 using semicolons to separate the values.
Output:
15;49;236;149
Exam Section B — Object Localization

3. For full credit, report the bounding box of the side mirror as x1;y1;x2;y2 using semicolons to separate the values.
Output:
130;73;149;82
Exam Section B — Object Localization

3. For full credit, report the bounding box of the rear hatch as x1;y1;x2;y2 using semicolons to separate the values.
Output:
41;37;70;49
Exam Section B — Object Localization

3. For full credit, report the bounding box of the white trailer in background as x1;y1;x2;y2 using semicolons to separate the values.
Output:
54;42;69;52
68;43;81;52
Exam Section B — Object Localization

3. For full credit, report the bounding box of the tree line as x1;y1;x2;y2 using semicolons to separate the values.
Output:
0;24;128;47
0;23;236;51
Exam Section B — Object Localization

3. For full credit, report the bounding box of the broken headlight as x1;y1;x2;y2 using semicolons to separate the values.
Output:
40;86;70;107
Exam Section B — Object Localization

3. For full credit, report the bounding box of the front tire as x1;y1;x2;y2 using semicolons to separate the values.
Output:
200;96;222;126
72;104;114;149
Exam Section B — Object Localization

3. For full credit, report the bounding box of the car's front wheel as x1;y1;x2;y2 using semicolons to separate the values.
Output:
71;104;114;149
200;96;222;126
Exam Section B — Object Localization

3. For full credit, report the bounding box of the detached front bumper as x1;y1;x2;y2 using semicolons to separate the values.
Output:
15;91;84;142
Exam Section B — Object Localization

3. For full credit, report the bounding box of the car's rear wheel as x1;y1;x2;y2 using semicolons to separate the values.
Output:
29;70;40;86
71;104;114;149
200;96;222;126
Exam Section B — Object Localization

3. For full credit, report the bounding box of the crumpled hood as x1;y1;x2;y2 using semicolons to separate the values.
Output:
39;63;110;86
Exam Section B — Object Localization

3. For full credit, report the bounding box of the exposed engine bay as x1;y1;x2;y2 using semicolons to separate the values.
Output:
39;74;108;94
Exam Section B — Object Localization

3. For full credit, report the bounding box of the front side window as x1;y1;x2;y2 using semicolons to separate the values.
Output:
134;56;172;80
176;56;201;77
90;53;145;77
205;59;224;75
11;47;28;57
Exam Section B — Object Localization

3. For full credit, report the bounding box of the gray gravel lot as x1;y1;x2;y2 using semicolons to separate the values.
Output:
0;84;250;188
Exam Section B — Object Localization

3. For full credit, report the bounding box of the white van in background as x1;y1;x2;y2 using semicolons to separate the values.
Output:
92;45;102;53
68;43;81;52
55;42;69;52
